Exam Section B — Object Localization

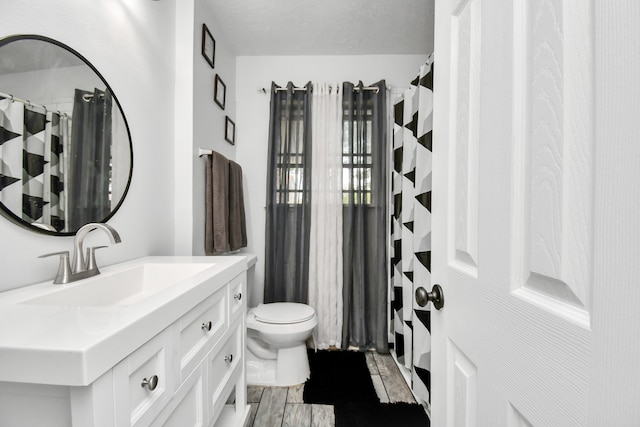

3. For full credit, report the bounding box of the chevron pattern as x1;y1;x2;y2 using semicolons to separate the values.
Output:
0;97;66;231
390;56;434;407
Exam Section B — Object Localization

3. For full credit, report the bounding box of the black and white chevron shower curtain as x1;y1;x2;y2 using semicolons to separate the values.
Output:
390;56;433;407
0;97;67;231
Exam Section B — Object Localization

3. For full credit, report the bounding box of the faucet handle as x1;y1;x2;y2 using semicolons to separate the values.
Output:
38;251;72;284
86;246;108;272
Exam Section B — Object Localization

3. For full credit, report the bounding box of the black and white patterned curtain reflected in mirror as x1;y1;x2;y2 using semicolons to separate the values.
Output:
0;96;69;232
390;55;434;409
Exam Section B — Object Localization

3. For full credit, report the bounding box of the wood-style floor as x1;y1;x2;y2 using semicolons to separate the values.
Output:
245;352;416;427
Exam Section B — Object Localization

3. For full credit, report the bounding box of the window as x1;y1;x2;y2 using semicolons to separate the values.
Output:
276;101;373;205
275;98;307;204
273;93;376;205
342;102;373;205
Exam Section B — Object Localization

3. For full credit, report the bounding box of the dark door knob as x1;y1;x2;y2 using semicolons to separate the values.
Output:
415;284;444;310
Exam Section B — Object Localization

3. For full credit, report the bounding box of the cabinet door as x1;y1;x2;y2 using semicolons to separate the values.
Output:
179;286;228;380
150;364;206;427
113;325;179;427
206;322;242;427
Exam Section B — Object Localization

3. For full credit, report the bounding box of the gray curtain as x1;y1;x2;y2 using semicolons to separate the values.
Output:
68;88;112;230
341;80;388;352
264;82;312;303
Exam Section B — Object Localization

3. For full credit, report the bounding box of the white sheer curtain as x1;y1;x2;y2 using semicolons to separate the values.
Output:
308;82;344;349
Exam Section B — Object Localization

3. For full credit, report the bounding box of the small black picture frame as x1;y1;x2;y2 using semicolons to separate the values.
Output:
214;74;226;110
225;116;235;145
201;23;215;68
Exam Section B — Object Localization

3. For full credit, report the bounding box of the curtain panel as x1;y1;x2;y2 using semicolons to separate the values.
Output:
68;88;112;230
308;82;344;349
43;110;68;231
342;80;388;352
264;82;313;304
390;57;434;406
0;96;69;231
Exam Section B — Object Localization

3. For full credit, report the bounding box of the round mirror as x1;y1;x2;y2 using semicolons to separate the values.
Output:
0;35;132;235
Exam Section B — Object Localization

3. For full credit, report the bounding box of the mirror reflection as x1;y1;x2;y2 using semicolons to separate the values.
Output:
0;35;132;235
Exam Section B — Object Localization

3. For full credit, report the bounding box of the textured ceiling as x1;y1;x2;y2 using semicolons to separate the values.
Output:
205;0;434;56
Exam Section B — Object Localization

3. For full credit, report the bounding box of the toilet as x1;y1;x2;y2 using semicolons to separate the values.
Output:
245;302;317;386
243;255;317;386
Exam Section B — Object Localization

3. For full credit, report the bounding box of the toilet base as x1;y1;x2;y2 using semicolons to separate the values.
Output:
246;343;310;387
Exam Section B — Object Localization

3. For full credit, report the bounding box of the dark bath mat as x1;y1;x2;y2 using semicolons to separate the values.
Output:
303;349;430;426
303;349;379;404
334;402;431;427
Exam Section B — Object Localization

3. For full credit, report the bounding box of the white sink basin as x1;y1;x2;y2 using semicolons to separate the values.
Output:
22;262;213;307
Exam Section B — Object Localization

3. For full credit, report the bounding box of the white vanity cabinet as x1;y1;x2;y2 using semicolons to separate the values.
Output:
0;257;250;427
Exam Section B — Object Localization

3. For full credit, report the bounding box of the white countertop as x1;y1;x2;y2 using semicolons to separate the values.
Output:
0;255;251;386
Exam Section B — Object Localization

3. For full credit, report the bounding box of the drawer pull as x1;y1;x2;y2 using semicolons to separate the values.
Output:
233;292;242;301
202;321;213;332
141;375;159;391
224;354;233;363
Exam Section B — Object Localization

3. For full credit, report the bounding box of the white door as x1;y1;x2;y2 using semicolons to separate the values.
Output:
431;0;640;426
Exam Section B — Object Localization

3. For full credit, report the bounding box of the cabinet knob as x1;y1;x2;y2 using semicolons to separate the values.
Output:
141;375;159;391
202;321;213;332
224;354;233;363
233;292;242;301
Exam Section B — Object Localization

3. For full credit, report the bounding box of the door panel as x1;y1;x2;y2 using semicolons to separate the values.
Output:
447;340;477;427
509;405;534;427
450;0;480;275
432;0;593;426
511;0;593;324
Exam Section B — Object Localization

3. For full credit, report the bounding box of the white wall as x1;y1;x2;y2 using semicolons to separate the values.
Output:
190;0;237;255
0;66;101;108
173;0;195;256
0;0;177;291
235;54;429;306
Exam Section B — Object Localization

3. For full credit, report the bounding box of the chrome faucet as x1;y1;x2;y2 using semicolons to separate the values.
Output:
39;223;122;284
71;223;122;273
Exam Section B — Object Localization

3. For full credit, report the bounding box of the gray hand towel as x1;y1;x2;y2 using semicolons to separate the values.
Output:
228;160;247;251
205;152;230;255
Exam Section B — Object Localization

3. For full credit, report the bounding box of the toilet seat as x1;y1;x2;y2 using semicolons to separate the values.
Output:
254;303;315;324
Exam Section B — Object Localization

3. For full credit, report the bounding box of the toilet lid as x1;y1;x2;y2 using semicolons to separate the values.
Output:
254;303;315;324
